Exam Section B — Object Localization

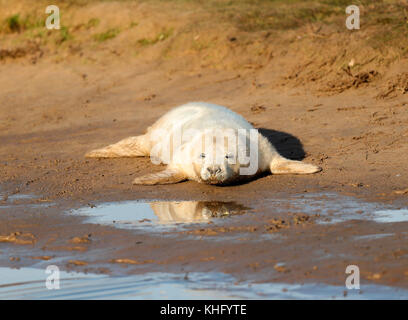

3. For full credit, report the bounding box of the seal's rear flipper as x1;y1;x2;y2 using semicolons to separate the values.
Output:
270;157;321;175
132;168;187;185
85;135;149;158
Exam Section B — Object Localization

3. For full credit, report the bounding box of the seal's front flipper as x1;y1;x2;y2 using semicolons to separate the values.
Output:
85;135;149;158
132;168;187;185
270;157;321;175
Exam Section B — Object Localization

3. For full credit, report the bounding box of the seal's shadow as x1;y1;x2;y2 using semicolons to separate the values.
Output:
258;128;306;160
219;128;306;186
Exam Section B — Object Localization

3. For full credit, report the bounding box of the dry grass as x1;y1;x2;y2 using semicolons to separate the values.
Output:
0;0;407;95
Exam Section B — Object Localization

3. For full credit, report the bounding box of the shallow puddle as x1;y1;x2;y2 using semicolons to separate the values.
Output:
0;267;407;300
3;194;35;201
2;191;408;299
0;191;53;209
371;209;408;223
263;193;408;224
353;233;395;241
71;200;249;230
70;193;408;233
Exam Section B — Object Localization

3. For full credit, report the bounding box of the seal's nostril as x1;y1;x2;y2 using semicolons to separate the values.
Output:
207;167;221;175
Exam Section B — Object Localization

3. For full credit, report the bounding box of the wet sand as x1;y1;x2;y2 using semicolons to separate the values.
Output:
1;0;408;296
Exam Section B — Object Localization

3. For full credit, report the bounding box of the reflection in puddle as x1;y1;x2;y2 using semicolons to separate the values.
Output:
1;267;408;300
72;201;249;230
152;201;248;223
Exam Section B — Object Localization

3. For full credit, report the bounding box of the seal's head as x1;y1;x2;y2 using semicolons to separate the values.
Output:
188;129;249;185
196;152;238;185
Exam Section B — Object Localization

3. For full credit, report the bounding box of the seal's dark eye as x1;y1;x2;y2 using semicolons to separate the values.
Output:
200;153;206;159
225;154;233;159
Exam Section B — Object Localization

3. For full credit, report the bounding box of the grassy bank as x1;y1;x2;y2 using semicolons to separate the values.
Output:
0;0;407;96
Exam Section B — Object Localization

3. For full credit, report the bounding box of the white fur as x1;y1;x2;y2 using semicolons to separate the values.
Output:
86;102;321;185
